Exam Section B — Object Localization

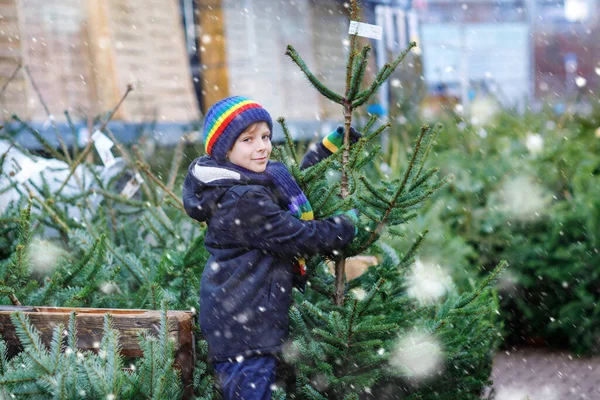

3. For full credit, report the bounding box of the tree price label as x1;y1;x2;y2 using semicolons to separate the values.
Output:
15;158;50;183
120;172;144;199
91;130;116;168
348;21;382;40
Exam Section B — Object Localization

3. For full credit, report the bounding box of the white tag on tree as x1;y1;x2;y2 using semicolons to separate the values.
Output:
120;172;144;199
349;21;383;40
91;130;114;151
15;159;50;183
91;130;116;168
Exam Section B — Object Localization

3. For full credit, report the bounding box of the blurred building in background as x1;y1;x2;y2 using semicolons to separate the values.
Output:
1;0;599;145
194;0;363;127
0;0;199;146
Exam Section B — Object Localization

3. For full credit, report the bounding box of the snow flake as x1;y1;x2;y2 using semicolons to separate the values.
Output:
235;313;249;323
28;237;64;276
525;133;544;154
210;262;220;272
100;282;119;295
258;306;266;312
494;176;551;220
235;355;245;363
389;331;443;379
250;383;256;389
595;67;600;76
351;288;367;301
406;259;453;305
575;76;587;88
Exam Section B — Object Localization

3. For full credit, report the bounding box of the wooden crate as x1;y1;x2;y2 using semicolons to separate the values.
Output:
0;305;196;398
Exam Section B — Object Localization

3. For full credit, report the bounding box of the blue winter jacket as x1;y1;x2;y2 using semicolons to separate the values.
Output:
182;156;355;362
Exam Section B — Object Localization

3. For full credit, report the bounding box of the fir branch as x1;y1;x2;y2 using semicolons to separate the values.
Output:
64;110;80;158
0;63;21;98
408;167;440;191
9;312;51;373
23;66;72;164
351;64;390;108
0;143;14;176
54;85;133;197
398;125;429;195
381;41;417;81
49;323;64;374
277;117;299;166
363;115;378;135
285;45;344;104
412;123;442;182
301;141;349;183
11;115;66;162
67;311;78;351
359;176;392;204
400;230;428;266
104;127;157;204
167;137;186;191
347;46;371;101
136;160;185;211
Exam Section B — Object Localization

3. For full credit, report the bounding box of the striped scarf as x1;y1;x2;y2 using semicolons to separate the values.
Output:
230;161;313;280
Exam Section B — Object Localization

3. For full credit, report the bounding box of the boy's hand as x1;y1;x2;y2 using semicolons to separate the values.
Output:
299;126;362;169
341;209;359;235
322;126;362;154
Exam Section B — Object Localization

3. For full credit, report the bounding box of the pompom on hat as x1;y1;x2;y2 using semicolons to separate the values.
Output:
203;96;273;161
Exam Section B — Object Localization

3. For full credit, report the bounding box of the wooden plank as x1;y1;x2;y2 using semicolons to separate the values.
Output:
197;0;229;110
0;306;196;398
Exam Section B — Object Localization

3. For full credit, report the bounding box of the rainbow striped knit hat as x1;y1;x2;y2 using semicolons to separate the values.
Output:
203;96;273;161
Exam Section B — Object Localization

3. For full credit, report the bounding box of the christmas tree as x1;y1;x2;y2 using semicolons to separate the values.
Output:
270;1;505;398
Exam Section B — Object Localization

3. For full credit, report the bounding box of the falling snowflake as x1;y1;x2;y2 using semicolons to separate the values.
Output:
406;259;453;305
28;238;64;276
525;133;544;154
389;330;444;379
493;176;551;221
351;288;367;301
575;76;587;88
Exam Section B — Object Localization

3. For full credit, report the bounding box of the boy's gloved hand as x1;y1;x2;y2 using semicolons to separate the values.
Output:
341;209;360;235
299;126;362;169
322;126;362;154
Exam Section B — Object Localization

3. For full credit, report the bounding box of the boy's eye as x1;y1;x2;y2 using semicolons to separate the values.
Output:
262;135;270;140
242;137;251;142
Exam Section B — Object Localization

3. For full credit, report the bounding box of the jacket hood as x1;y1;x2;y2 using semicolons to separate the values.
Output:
182;156;253;223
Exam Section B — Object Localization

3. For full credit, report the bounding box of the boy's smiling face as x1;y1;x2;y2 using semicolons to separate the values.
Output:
227;121;272;172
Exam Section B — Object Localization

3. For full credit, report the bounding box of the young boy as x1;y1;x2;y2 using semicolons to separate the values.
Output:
182;96;358;400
